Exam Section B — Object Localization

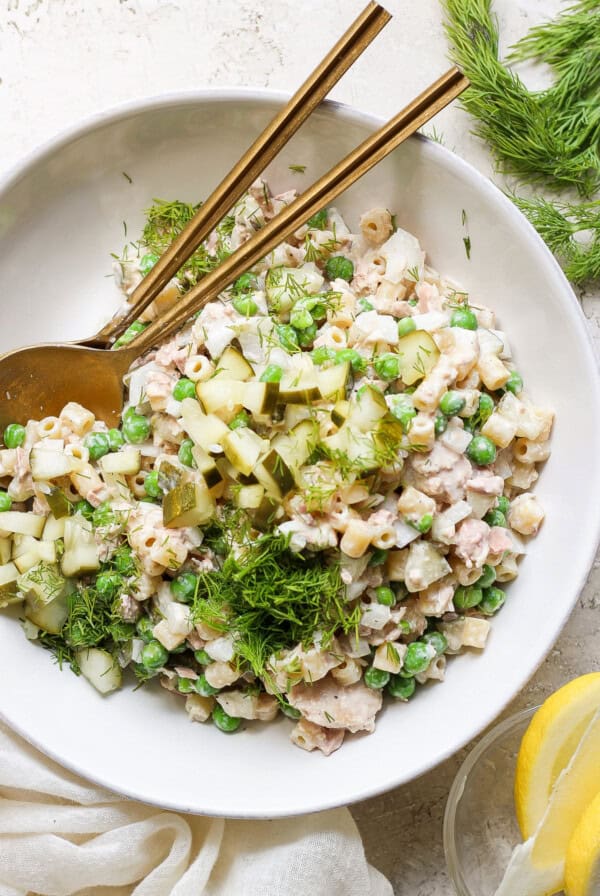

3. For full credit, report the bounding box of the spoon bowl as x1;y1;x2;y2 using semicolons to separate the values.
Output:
0;343;134;429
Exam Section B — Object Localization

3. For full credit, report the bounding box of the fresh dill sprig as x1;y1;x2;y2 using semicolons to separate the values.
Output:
142;198;232;292
192;530;359;681
443;0;600;285
510;195;600;285
442;0;600;195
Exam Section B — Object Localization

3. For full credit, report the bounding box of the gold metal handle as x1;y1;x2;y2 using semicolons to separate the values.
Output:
91;2;391;348
126;67;469;359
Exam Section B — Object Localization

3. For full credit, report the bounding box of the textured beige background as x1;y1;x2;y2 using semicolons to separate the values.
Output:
1;1;598;892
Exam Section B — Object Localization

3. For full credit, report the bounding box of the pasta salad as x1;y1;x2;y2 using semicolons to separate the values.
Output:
0;179;553;754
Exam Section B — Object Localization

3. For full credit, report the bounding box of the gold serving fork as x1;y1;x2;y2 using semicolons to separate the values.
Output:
0;5;468;428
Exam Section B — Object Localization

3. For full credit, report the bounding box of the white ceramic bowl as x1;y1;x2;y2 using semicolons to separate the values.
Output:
0;91;599;818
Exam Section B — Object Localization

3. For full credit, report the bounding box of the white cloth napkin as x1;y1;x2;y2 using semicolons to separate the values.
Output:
0;722;392;896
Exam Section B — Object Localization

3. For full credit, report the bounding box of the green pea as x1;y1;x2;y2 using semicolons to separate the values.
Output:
195;673;220;697
280;701;301;720
307;209;328;230
408;297;418;307
113;320;147;349
403;641;431;676
232;294;258;316
173;378;197;401
310;302;327;321
387;674;416;700
139;252;159;276
423;631;448;656
212;703;242;733
477;564;496;589
92;502;117;529
113;545;136;576
335;348;366;374
260;364;283;383
325;255;354;282
505;371;523;395
358;298;374;313
143;470;161;498
480;586;506;615
136;616;155;642
177;677;195;694
194;649;212;665
374;353;401;381
368;548;388;567
478;393;494;424
434;413;448;436
74;499;94;521
450;307;478;330
290;307;314;330
296;322;318;348
107;428;125;451
229;410;250;430
364;666;390;690
0;491;12;512
233;272;257;293
375;586;395;606
84;432;110;461
141;640;169;671
484;508;507;528
170;571;199;603
276;324;300;352
398;619;411;635
466;435;497;466
3;423;26;449
398;317;417;338
439;390;466;417
389;395;416;432
95;571;122;598
178;438;195;468
453;585;483;611
122;412;150;444
311;347;336;366
415;513;433;534
496;495;510;515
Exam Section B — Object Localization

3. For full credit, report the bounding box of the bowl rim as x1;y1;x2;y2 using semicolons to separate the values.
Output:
1;87;600;817
443;706;538;896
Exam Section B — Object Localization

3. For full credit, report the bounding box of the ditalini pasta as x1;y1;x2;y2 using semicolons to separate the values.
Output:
0;179;552;753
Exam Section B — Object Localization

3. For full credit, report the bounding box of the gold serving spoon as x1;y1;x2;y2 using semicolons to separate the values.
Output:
0;67;468;428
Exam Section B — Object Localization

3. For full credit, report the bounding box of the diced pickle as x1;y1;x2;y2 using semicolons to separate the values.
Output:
278;386;321;405
397;330;440;386
163;481;215;528
262;450;295;494
24;592;69;634
214;346;254;381
221;428;268;477
45;487;72;519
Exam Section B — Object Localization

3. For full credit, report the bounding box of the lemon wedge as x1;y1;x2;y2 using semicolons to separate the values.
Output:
494;707;600;896
515;672;600;838
565;790;600;896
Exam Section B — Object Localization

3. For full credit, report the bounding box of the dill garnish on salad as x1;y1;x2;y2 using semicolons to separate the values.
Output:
0;179;552;754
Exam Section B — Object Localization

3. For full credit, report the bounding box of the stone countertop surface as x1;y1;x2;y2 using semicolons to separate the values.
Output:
1;1;598;892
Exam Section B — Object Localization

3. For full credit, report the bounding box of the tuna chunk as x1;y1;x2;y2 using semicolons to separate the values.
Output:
288;677;382;733
453;518;490;568
410;442;471;503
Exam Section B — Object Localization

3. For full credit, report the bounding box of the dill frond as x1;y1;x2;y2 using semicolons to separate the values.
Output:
192;531;359;681
442;0;600;195
512;195;600;285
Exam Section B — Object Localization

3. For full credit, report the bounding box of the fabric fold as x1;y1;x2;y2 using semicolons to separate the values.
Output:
0;722;392;896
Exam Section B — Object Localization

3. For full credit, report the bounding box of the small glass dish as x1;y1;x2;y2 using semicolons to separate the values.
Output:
444;706;537;896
